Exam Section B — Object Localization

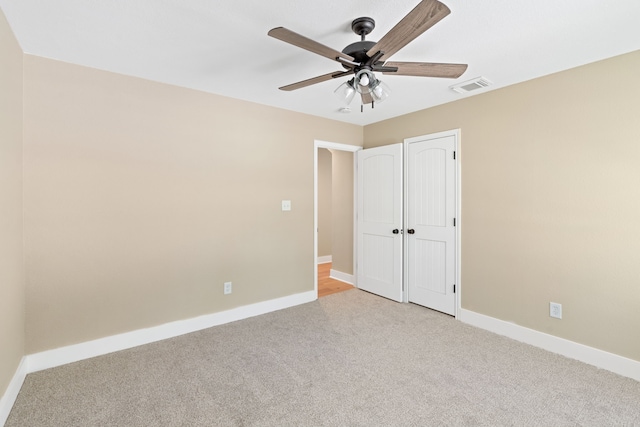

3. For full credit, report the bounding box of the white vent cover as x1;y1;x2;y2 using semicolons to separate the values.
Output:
450;77;492;94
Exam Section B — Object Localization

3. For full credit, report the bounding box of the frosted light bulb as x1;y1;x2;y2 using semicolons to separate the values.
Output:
359;73;370;87
370;80;390;103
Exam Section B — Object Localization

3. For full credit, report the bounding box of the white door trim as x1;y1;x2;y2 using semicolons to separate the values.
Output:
403;129;462;318
314;140;362;296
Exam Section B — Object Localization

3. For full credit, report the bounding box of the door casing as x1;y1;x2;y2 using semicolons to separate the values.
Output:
313;140;361;298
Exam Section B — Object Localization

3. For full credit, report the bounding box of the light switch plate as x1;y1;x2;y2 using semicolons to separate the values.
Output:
281;200;291;211
550;302;562;319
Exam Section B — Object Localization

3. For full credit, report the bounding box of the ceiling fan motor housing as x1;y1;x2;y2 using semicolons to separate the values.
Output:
341;40;377;65
346;17;376;63
341;17;384;72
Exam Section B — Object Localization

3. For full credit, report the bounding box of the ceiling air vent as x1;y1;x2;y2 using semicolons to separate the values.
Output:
450;77;492;94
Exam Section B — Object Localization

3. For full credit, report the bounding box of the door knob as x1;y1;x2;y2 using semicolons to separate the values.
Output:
392;229;400;234
407;229;415;234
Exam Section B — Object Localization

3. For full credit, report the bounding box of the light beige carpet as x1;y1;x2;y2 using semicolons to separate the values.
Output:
7;289;640;426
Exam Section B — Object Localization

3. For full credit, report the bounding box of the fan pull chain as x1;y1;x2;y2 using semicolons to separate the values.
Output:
360;101;376;113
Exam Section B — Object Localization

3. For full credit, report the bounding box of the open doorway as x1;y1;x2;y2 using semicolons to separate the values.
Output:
317;261;354;297
314;140;361;298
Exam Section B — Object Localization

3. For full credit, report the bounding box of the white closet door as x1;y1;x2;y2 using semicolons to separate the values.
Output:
406;134;457;315
356;143;403;302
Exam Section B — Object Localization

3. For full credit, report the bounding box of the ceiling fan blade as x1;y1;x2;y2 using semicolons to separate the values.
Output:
269;27;355;63
366;0;451;62
279;70;353;91
382;62;468;78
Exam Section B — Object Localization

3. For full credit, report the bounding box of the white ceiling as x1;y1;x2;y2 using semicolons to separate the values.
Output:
2;0;639;126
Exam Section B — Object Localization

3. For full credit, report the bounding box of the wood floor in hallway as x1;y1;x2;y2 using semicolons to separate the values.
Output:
318;262;354;297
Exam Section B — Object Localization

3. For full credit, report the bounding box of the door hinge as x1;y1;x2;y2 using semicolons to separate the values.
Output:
453;218;456;226
453;284;456;293
453;151;456;160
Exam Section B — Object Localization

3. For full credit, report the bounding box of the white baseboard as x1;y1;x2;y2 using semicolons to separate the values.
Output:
330;269;354;285
459;308;640;382
317;255;332;264
4;296;637;425
26;290;316;374
1;291;314;425
0;357;27;427
2;291;317;424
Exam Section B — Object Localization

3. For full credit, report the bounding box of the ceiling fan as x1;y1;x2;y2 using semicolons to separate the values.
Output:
268;0;468;111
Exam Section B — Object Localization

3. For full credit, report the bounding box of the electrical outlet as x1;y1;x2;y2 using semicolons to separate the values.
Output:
550;302;562;319
224;282;232;295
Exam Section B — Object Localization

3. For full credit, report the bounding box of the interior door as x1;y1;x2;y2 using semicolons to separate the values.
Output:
356;143;403;302
406;134;457;315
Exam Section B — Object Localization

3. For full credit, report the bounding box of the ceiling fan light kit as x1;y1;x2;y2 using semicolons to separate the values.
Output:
268;0;468;112
354;70;391;102
371;80;391;103
334;80;357;105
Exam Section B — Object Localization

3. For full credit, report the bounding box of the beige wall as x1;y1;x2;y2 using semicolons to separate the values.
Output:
0;8;25;399
330;150;354;275
22;55;362;353
364;50;640;362
317;148;332;258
